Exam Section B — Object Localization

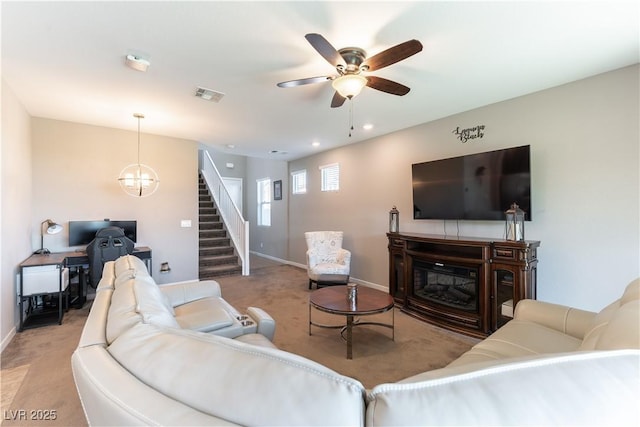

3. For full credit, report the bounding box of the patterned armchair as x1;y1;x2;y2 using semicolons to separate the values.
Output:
304;231;351;289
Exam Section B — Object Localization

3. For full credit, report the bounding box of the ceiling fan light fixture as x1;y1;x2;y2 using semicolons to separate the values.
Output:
332;74;367;99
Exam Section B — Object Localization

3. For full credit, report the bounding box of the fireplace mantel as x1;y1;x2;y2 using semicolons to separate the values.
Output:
387;232;540;338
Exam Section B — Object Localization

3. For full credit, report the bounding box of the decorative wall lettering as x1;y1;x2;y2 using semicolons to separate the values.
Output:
453;125;485;143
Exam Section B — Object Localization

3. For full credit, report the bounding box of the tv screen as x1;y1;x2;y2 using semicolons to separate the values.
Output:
68;220;137;246
412;145;531;221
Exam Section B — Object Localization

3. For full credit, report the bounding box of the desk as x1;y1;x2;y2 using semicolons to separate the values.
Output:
18;247;152;329
18;254;69;332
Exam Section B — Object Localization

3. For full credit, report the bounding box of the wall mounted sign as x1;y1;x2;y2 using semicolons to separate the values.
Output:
453;125;485;143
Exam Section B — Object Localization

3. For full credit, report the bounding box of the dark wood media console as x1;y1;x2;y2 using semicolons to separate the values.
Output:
388;232;539;338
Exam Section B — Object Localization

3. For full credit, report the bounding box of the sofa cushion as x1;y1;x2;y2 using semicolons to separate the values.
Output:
114;255;150;280
367;350;640;427
106;278;141;344
174;297;235;332
593;300;640;350
108;323;366;427
134;277;180;329
234;333;277;349
78;287;113;348
580;278;640;350
448;319;582;367
96;261;117;291
620;278;640;304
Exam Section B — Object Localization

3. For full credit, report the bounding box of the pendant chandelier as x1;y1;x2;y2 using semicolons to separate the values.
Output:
118;113;159;197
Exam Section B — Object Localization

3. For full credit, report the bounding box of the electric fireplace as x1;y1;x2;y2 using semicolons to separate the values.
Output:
413;261;479;313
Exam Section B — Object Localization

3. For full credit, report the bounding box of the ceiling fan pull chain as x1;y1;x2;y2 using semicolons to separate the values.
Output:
348;99;354;137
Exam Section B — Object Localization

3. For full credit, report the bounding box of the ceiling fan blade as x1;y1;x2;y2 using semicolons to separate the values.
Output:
366;76;411;96
363;39;423;71
305;33;347;68
277;76;331;88
330;91;346;108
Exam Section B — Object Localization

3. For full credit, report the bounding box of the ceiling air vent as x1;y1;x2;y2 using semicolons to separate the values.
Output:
195;87;225;103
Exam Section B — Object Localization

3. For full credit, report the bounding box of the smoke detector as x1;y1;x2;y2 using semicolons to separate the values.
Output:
125;54;150;72
195;87;225;103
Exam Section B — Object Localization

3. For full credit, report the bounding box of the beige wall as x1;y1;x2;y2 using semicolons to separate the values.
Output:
246;156;289;260
31;119;199;284
288;65;640;312
1;79;33;349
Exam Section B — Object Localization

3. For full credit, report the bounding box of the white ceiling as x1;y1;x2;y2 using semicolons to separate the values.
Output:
2;1;638;160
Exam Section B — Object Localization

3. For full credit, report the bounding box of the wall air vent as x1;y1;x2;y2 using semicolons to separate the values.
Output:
195;87;225;103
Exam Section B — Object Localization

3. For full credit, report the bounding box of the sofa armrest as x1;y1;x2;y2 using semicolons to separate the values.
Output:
247;307;276;341
514;299;596;339
159;280;222;307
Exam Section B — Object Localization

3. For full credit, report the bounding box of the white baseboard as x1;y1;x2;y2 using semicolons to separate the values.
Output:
1;327;16;354
249;251;388;292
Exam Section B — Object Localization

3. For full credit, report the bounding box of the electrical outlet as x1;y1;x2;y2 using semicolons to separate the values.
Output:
180;220;192;228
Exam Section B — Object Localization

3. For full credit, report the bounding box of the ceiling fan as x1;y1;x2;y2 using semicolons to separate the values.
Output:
277;33;423;108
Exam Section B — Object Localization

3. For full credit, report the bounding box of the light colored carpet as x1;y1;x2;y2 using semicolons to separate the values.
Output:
0;257;478;425
216;260;479;388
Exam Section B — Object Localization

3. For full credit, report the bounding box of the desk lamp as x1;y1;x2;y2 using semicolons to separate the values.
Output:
34;219;63;255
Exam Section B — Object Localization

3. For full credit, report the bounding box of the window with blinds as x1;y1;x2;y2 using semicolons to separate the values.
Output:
320;163;339;192
256;178;271;226
291;169;307;194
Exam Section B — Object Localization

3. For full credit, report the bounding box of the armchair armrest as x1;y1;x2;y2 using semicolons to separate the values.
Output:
336;248;351;266
307;249;351;267
514;299;596;340
159;279;222;307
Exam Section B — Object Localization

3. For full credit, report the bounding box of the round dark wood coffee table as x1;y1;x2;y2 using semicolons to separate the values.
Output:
309;285;394;359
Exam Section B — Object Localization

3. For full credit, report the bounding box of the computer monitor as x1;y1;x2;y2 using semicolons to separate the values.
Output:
68;220;137;246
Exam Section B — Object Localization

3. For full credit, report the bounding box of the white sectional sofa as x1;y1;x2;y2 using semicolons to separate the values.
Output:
72;255;640;426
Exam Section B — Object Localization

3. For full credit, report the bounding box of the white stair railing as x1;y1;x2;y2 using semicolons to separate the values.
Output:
200;151;250;275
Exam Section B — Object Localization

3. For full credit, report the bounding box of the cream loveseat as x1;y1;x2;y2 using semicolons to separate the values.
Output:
72;255;640;426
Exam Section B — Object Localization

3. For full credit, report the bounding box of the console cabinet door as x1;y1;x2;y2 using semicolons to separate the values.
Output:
388;237;406;304
490;242;539;331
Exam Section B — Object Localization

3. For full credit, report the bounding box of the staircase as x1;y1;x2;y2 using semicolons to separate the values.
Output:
199;175;242;279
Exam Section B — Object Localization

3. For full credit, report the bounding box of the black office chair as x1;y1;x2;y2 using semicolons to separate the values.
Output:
86;226;135;288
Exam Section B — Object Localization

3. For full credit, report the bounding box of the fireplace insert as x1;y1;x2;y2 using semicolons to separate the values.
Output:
413;261;479;312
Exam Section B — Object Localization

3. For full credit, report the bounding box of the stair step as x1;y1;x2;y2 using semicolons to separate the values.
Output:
199;222;223;231
199;246;235;257
199;208;217;215
199;254;238;267
199;201;214;209
200;229;227;239
200;237;231;248
199;264;242;279
200;213;220;222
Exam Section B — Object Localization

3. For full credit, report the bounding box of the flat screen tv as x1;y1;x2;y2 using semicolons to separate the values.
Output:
412;145;531;221
68;220;137;246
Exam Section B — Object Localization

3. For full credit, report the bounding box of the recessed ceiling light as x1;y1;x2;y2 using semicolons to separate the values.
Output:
312;141;320;147
363;123;373;130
